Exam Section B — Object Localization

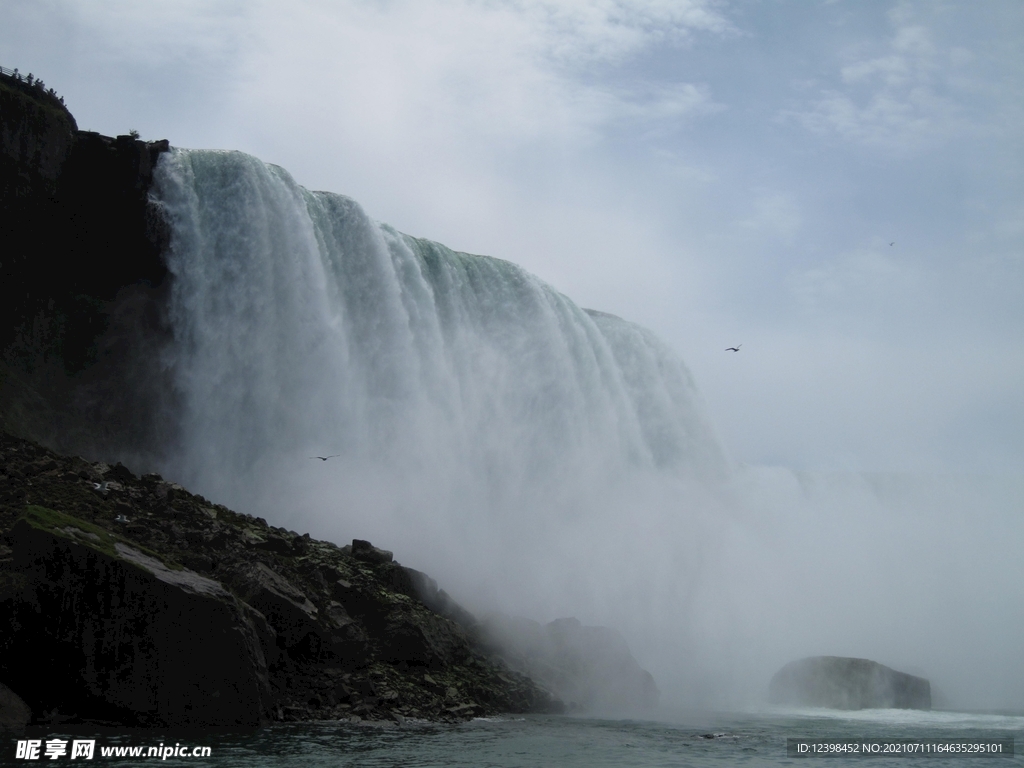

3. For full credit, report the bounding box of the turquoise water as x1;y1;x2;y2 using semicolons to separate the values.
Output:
15;709;1021;767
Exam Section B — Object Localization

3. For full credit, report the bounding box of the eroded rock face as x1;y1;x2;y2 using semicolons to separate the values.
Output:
769;656;931;710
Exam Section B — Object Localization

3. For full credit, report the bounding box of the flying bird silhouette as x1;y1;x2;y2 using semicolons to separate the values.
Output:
889;242;895;246
725;345;742;352
309;455;340;461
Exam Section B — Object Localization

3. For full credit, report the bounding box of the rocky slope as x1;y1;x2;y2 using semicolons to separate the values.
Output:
0;430;560;727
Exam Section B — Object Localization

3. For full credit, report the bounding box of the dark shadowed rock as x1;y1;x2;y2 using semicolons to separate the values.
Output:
350;539;393;564
769;656;931;710
0;507;271;726
1;70;174;461
223;560;319;649
0;681;32;732
0;431;560;725
393;565;479;630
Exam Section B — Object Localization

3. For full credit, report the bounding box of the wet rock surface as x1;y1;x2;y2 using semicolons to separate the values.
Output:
769;656;931;710
0;431;560;727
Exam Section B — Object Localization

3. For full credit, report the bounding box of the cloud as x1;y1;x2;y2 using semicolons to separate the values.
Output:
230;0;731;155
780;2;994;152
500;0;735;66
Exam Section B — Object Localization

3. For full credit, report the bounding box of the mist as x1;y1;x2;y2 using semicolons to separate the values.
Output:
138;147;1024;716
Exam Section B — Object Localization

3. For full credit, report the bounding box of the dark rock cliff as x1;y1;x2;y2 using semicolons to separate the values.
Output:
0;431;560;727
769;656;931;710
1;69;173;461
0;71;77;200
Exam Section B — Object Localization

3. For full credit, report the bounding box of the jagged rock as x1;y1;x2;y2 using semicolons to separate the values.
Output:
479;614;658;714
223;560;319;649
769;656;931;710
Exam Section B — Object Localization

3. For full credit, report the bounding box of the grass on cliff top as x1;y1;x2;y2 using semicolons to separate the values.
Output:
19;504;182;569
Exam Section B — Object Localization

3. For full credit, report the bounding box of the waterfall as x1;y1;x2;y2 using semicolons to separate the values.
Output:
151;148;728;518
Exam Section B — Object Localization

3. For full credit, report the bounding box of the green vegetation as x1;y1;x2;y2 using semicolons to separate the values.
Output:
19;504;182;570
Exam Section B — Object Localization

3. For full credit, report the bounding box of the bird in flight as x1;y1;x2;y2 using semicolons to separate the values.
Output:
309;455;340;461
889;242;895;246
725;344;742;352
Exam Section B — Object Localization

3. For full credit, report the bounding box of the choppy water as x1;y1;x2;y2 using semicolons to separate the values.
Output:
14;709;1022;767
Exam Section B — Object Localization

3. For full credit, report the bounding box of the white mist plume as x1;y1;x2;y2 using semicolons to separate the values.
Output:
149;148;1024;713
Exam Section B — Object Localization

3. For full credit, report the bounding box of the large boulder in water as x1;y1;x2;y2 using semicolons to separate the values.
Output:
769;656;931;710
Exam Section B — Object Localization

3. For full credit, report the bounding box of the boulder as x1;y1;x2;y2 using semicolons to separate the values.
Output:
0;506;272;726
350;539;393;564
769;656;931;710
222;560;318;649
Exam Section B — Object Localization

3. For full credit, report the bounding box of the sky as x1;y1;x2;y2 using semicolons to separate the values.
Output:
3;0;1022;475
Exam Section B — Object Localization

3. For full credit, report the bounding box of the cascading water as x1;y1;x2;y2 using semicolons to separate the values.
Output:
148;148;1024;712
151;148;729;557
153;149;727;489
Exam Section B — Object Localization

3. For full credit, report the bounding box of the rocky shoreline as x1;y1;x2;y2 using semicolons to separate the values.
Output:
0;430;561;729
